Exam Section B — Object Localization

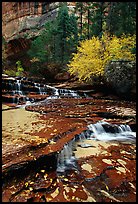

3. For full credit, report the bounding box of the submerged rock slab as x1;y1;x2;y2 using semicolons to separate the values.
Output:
2;93;136;202
2;140;136;202
2;104;87;179
76;141;136;202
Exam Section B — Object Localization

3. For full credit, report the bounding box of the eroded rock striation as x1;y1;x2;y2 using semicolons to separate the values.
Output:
2;2;60;42
2;2;75;63
2;77;136;202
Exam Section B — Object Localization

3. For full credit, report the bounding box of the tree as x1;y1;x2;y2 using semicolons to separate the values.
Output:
106;2;136;36
16;60;24;76
28;4;78;76
75;2;84;39
90;2;108;37
2;36;7;70
56;4;78;64
74;2;136;39
68;33;136;82
56;4;73;63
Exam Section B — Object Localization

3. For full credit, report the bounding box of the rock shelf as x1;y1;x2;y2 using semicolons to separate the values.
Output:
2;78;136;202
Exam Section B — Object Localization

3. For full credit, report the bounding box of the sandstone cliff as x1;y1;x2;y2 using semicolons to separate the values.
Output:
2;2;61;42
2;2;67;64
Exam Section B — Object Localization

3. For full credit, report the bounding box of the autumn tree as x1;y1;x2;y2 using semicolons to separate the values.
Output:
68;33;136;82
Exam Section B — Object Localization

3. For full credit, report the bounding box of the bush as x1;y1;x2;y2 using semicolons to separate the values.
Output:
3;69;16;77
16;60;24;77
68;33;136;82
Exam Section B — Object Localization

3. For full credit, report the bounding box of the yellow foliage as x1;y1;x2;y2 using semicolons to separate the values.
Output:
68;33;136;81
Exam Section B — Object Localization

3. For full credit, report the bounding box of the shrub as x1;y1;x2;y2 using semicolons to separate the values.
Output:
16;60;24;77
68;32;136;82
4;69;16;77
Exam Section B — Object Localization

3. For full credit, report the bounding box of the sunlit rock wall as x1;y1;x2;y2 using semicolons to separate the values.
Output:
2;2;61;66
2;2;61;42
2;2;75;67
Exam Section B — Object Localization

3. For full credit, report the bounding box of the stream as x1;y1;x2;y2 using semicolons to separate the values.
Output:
57;120;136;173
2;76;136;202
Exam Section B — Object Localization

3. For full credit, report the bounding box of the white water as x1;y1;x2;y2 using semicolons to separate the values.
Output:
57;121;136;173
57;139;76;173
5;78;87;106
87;121;136;142
34;83;46;95
16;80;23;95
45;85;80;100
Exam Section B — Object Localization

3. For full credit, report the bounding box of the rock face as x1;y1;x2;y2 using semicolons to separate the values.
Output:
104;60;136;99
2;2;75;65
2;98;136;202
2;2;60;66
2;2;60;42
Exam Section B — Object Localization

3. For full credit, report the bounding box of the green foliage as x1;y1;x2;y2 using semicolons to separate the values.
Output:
68;33;136;82
4;69;16;77
56;5;78;63
74;2;136;39
27;2;136;79
2;36;7;68
106;2;136;36
28;4;78;77
16;60;24;76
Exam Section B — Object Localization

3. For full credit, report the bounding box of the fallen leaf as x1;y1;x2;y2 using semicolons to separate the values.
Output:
50;140;56;144
25;182;29;187
64;178;68;181
40;170;45;173
29;187;33;191
30;182;34;185
35;173;39;178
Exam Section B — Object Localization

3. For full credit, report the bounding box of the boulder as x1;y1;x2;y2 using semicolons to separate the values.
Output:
104;60;136;99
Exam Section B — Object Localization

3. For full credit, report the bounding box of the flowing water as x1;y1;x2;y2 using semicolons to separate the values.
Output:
3;78;87;105
57;120;136;173
2;77;136;173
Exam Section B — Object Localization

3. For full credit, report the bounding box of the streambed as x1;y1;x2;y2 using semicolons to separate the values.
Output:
2;77;136;202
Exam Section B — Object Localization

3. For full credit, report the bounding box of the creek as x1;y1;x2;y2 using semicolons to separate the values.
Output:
2;76;136;202
57;120;136;173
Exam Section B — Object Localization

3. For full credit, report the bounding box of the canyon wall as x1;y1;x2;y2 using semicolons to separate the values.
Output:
2;2;75;65
2;2;61;42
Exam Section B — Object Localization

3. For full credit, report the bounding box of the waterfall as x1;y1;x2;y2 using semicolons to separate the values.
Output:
87;121;136;142
45;85;81;100
56;121;136;173
34;83;46;95
3;77;89;106
15;80;23;95
88;121;107;137
56;139;76;173
58;89;79;98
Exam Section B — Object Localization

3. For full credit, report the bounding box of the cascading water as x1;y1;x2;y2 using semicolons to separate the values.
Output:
58;89;79;98
34;83;46;95
15;80;23;95
87;121;136;142
45;84;81;99
57;139;77;173
56;121;136;173
3;77;89;106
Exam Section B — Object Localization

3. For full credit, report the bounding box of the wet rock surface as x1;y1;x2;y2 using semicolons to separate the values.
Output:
2;79;136;202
